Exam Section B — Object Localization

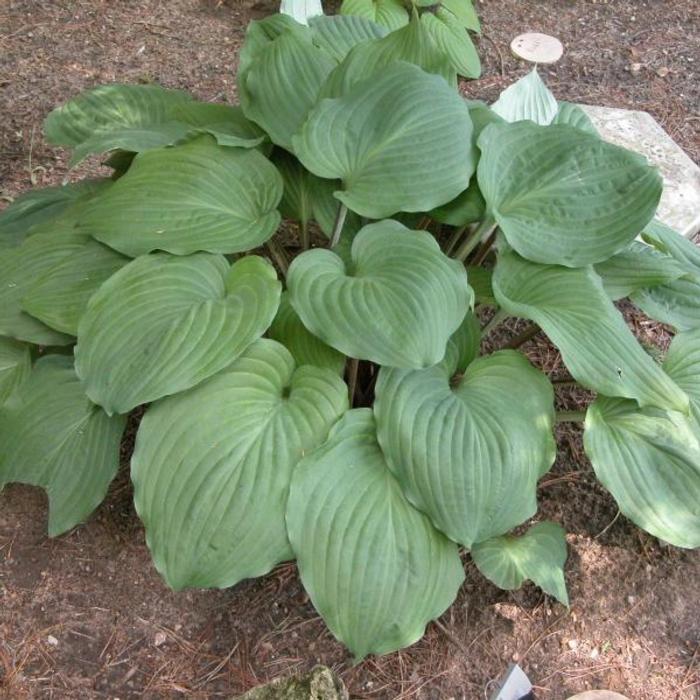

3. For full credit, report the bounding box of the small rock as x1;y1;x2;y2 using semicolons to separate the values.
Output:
656;66;670;77
627;595;636;605
46;635;59;647
590;648;600;659
154;632;167;647
236;666;348;699
567;639;579;651
630;62;642;74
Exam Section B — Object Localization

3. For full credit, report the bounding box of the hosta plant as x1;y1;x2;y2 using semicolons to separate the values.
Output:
2;11;700;662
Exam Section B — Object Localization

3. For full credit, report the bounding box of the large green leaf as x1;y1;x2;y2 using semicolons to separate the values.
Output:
44;83;192;147
375;347;555;548
471;522;569;606
132;339;347;590
0;338;31;405
0;180;109;249
286;408;464;660
240;30;335;151
0;224;83;346
478;121;663;267
22;240;128;336
595;241;686;301
584;396;700;549
169;102;267;148
664;329;700;424
441;0;480;31
294;61;473;218
493;250;688;412
308;15;388;62
78;138;283;256
491;68;557;126
268;293;345;375
642;219;700;269
421;8;480;78
320;13;456;99
339;0;409;30
0;355;126;536
287;220;471;368
75;254;281;414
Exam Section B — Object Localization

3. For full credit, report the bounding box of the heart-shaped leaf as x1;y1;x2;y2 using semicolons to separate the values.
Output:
309;15;388;62
169;102;267;147
75;254;281;414
22;240;128;336
664;329;700;424
375;347;555;548
132;339;347;590
268;293;345;374
552;101;598;135
320;14;456;99
441;0;480;31
240;30;335;151
287;220;471;368
421;8;480;78
0;224;83;346
493;250;688;412
584;396;700;549
339;0;409;30
471;522;569;606
0;180;109;249
491;68;558;125
595;241;686;301
0;355;127;536
294;61;473;218
429;180;485;227
0;338;31;405
478;121;663;267
78;138;283;256
286;408;464;660
44;83;192;147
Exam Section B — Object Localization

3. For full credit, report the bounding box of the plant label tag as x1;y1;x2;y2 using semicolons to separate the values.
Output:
511;33;564;64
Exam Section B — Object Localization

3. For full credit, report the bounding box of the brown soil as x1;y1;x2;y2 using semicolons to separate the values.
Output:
1;1;699;698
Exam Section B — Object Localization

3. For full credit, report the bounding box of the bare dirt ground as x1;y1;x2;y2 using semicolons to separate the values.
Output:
1;1;699;698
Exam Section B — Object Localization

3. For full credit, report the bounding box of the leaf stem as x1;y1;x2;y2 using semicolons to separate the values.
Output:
481;308;509;337
471;230;498;266
502;322;540;350
330;202;348;248
444;223;471;256
266;238;289;277
454;216;497;262
300;219;310;251
347;357;359;407
556;410;586;423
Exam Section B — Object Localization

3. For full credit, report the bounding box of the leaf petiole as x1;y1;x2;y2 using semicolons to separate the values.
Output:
555;410;586;423
454;215;497;262
330;202;348;248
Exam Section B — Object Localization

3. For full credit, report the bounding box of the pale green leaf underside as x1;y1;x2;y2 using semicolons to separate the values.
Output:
22;240;128;336
309;15;388;62
294;61;473;218
421;9;480;79
0;338;31;405
286;409;464;660
78;138;283;256
0;355;126;536
375;350;555;548
553;101;598;135
466;266;495;306
595;241;686;301
429;180;485;227
241;31;335;151
132;339;347;590
472;521;569;606
339;0;409;30
584;396;700;549
493;250;688;413
44;83;192;147
287;220;471;368
75;254;281;414
268;293;345;375
478;121;662;267
491;68;556;125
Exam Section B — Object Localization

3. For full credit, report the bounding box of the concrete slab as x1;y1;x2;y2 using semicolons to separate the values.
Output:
581;104;700;238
